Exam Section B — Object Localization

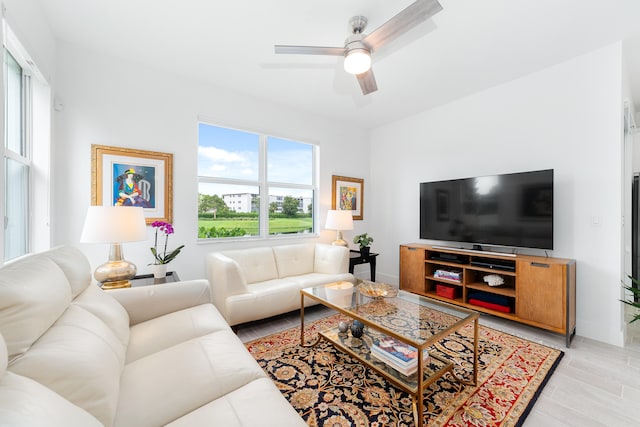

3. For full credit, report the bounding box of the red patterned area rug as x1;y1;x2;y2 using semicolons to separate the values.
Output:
245;313;563;427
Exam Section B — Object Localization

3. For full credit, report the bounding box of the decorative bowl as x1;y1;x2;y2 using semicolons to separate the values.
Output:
357;281;398;298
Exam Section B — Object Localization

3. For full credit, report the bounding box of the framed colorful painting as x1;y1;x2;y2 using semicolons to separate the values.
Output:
91;145;173;224
332;175;364;220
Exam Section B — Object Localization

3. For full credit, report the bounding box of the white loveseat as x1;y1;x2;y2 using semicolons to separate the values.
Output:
0;246;305;427
207;243;355;326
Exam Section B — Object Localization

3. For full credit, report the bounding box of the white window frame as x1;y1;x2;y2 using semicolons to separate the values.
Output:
197;120;319;241
2;34;31;261
1;19;50;262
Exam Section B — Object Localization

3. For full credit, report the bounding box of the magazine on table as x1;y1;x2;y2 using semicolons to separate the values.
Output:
371;349;429;375
370;335;429;375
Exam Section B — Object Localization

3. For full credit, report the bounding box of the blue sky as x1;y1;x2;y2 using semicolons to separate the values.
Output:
198;123;313;197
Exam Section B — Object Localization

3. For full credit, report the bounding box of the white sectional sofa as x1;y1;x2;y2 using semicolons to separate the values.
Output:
207;243;355;326
0;246;305;427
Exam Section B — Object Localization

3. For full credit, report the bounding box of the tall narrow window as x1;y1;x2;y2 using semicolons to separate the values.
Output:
197;122;317;239
1;23;51;262
4;50;30;260
267;136;314;235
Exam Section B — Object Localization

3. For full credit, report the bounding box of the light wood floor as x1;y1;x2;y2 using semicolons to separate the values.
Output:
237;305;640;427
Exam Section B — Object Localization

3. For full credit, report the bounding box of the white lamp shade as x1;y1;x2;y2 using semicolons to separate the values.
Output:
81;206;147;243
325;210;354;231
344;49;371;75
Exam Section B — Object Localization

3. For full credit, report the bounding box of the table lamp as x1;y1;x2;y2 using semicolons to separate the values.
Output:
325;210;353;247
80;206;147;289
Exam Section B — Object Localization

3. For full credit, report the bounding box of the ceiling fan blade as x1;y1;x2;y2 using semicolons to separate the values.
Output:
363;0;443;51
356;69;378;95
274;45;346;56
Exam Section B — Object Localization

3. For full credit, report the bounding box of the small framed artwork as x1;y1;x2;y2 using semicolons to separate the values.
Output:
332;175;364;220
91;144;173;224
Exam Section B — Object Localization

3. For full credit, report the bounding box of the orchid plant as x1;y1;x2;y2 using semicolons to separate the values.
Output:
150;221;184;265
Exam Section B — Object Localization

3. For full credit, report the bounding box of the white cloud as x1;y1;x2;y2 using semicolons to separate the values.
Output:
198;145;244;163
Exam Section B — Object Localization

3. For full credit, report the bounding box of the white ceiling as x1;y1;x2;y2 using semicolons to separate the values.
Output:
35;0;640;129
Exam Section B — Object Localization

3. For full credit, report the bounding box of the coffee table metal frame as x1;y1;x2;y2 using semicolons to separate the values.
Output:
300;284;479;426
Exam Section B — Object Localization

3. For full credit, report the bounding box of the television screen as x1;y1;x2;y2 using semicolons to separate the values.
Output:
419;169;553;250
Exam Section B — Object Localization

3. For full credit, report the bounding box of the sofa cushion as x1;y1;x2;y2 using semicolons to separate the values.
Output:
126;304;229;363
273;244;315;278
0;332;101;426
225;278;303;325
0;371;102;427
165;378;306;427
222;247;278;284
115;330;266;427
41;245;93;298
314;243;349;274
8;304;125;426
0;256;71;360
73;283;130;349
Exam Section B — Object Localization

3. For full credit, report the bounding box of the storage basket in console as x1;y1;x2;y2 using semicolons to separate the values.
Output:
435;283;460;299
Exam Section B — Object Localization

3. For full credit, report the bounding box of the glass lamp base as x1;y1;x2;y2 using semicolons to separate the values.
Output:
100;280;131;289
94;243;137;289
331;230;349;247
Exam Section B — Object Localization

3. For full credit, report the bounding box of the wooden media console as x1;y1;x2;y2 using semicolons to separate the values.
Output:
399;244;576;347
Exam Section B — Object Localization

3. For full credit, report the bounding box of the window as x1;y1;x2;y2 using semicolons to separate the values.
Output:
197;122;317;239
3;50;30;260
2;23;51;262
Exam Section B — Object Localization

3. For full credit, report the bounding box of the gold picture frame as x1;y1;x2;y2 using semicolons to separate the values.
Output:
332;175;364;220
91;144;173;224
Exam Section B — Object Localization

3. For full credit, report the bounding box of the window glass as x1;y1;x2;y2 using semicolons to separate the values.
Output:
4;48;30;260
198;182;259;238
268;187;313;235
198;122;316;239
4;158;28;259
267;137;312;185
5;51;23;155
198;123;258;181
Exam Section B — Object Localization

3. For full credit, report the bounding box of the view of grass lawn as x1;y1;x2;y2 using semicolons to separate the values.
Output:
198;217;313;236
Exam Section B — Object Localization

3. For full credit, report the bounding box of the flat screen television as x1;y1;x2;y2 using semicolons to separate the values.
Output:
420;169;553;250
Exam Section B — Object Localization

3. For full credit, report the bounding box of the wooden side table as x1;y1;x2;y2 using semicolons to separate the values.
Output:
349;250;379;281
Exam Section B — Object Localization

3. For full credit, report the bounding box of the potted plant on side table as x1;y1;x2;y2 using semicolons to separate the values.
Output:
353;233;374;258
149;221;185;278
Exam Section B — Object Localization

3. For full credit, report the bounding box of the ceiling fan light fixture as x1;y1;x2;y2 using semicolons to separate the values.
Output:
344;49;371;75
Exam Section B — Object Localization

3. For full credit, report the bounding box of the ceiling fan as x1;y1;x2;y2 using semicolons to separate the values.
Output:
274;0;443;95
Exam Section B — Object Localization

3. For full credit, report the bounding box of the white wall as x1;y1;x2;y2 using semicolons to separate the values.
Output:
369;43;625;346
52;41;370;281
2;0;55;82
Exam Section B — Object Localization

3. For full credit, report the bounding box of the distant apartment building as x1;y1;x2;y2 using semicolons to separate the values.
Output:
222;193;258;213
222;193;311;214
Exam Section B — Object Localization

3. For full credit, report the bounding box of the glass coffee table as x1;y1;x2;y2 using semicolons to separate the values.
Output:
300;282;479;426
